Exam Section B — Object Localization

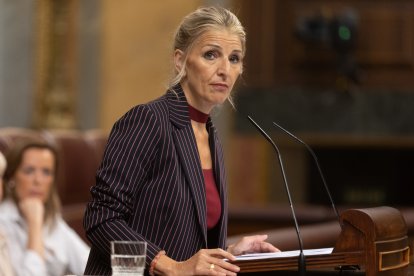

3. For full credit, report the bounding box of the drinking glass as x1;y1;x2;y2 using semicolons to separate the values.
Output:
111;241;147;276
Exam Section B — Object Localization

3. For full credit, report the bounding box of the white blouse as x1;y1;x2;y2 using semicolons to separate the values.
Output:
0;200;90;276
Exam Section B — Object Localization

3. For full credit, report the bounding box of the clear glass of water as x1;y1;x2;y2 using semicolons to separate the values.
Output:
111;241;147;276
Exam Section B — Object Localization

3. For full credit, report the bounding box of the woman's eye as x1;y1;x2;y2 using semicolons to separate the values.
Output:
21;167;34;175
229;54;241;64
204;51;216;60
42;168;53;176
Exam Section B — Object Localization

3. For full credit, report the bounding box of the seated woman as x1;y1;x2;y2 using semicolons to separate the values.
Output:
0;151;14;276
0;140;89;276
0;151;5;200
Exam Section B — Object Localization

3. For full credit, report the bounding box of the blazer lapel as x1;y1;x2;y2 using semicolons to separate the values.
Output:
208;122;228;248
168;87;208;246
207;122;225;209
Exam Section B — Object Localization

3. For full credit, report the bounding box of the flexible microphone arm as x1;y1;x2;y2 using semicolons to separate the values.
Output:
247;116;306;276
272;122;343;229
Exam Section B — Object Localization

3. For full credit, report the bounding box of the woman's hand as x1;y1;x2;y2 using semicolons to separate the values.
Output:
226;234;279;256
155;248;240;276
19;197;44;227
19;198;45;258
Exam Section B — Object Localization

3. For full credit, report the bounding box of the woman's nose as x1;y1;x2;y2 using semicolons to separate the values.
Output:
217;58;230;76
33;171;43;185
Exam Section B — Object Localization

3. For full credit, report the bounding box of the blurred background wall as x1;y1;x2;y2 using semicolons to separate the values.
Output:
0;0;205;130
227;0;414;209
1;0;414;209
0;0;36;127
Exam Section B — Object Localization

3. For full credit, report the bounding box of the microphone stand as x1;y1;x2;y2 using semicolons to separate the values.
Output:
247;116;306;276
272;122;343;229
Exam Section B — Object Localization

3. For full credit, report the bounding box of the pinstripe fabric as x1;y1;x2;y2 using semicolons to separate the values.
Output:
83;85;228;275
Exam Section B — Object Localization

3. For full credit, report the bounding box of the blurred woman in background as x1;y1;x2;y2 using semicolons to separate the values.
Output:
0;151;5;200
0;140;89;276
0;151;14;276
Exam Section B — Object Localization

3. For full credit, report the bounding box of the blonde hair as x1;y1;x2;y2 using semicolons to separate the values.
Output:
169;6;246;94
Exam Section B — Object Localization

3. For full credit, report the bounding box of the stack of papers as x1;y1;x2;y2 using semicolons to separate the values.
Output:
233;247;334;261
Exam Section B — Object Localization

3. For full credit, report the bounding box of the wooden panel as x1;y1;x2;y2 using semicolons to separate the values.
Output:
292;5;414;67
236;0;414;89
357;8;413;66
234;0;280;86
227;135;271;205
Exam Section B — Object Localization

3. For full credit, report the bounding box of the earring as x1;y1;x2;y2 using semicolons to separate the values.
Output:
7;180;15;190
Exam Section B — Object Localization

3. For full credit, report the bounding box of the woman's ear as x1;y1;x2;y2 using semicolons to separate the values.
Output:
174;49;184;73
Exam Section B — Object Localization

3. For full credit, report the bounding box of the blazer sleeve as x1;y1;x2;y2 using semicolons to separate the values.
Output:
83;104;162;265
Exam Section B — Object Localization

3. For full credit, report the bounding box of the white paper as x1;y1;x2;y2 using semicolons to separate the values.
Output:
232;247;333;261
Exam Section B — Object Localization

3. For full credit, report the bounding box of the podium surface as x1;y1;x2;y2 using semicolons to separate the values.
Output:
231;206;411;275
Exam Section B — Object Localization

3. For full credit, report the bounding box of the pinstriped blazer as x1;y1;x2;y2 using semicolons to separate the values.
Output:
83;85;228;275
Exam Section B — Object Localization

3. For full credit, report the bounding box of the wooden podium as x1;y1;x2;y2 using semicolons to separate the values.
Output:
232;206;411;275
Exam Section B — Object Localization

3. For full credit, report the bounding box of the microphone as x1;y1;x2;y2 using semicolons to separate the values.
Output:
247;115;306;276
272;122;343;228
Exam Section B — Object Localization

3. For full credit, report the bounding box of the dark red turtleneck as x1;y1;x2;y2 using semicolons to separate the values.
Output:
188;104;209;123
